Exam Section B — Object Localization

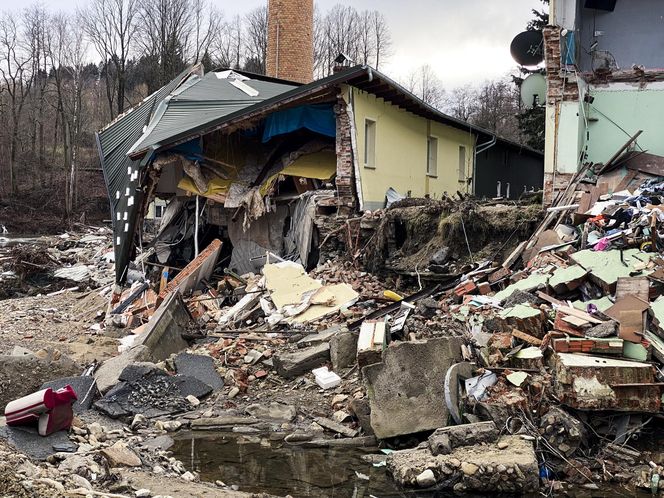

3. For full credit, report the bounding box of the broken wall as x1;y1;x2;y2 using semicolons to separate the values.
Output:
577;1;664;73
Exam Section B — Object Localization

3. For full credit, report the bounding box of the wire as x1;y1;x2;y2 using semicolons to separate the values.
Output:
589;104;645;150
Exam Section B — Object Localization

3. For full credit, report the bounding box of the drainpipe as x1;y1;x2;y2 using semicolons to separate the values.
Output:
474;134;497;196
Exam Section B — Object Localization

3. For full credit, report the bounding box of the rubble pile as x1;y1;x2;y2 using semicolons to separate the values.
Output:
0;227;115;298
9;167;664;496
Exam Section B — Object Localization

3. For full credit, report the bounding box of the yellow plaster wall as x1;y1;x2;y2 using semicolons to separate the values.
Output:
352;88;475;209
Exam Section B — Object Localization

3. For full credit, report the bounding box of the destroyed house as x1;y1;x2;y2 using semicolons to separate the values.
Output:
96;64;539;292
544;0;664;203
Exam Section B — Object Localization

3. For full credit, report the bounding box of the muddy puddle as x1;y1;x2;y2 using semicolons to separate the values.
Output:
172;431;645;497
173;431;422;497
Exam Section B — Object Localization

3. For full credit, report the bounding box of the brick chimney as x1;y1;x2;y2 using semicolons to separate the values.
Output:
266;0;314;83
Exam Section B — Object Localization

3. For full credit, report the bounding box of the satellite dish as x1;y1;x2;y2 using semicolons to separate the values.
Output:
520;73;546;108
510;31;544;66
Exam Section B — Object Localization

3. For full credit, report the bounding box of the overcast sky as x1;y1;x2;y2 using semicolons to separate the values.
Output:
0;0;543;89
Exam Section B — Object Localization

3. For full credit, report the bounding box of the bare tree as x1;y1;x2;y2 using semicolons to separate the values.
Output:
243;6;268;74
0;11;33;194
405;65;445;109
445;85;477;121
371;11;391;70
190;0;221;64
80;0;138;118
210;15;242;70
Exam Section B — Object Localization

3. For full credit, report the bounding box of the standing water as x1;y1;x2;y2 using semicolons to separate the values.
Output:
173;431;424;497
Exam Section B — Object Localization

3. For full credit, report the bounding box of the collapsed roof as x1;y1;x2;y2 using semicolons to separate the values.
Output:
96;65;499;287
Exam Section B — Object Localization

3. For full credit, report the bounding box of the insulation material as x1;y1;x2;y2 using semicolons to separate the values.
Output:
280;150;337;180
262;261;359;323
177;176;233;202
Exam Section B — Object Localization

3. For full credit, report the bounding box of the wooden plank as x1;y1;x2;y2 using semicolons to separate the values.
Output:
615;169;638;192
562;315;590;328
512;328;543;346
597;130;644;174
557;305;604;324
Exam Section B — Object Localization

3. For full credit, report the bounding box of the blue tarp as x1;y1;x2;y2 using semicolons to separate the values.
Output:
262;104;336;143
170;139;203;162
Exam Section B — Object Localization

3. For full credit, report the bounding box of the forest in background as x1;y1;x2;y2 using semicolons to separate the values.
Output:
0;0;544;231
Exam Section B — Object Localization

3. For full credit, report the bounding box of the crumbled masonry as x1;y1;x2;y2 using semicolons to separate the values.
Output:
6;149;664;495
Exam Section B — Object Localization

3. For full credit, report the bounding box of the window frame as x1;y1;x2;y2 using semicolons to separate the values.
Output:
426;135;439;177
458;145;467;183
363;118;377;169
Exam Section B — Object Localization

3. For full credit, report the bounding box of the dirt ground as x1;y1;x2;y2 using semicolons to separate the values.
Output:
0;290;118;364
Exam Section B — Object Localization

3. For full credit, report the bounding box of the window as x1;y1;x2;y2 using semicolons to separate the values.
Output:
364;119;376;168
427;136;438;176
458;145;467;182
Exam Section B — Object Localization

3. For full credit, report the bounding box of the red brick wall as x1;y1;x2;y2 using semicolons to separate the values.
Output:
335;93;357;216
266;0;314;83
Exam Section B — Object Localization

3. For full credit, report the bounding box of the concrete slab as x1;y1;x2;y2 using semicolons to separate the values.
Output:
552;353;659;412
363;337;463;439
174;353;224;391
273;343;330;379
135;291;190;361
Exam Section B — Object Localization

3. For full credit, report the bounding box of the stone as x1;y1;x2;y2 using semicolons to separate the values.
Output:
101;442;142;467
155;421;182;432
135;489;151;497
131;414;148;431
273;343;330;379
186;395;201;406
330;331;358;370
416;469;437;488
171;375;213;399
181;471;196;481
141;435;174;452
461;462;478;476
428;421;498;455
0;353;79;408
40;376;98;413
94;345;153;394
245;402;296;422
363;337;463;439
586;320;618;338
133;291;190;361
228;387;240;399
69;474;92;490
349;398;374;436
332;410;352;423
497;441;509;450
314;417;358;438
191;416;258;429
174;353;224;391
35;478;65;493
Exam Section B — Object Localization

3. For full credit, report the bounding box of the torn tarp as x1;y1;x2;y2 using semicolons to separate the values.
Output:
262;103;336;143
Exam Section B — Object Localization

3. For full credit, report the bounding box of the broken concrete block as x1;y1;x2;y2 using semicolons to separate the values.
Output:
496;304;546;338
0;353;79;410
552;353;659;412
330;330;358;370
363;337;463;439
174;353;224;391
357;321;387;369
387;435;538;493
297;325;346;347
273;343;330;379
539;406;586;457
428;421;498;455
548;264;588;294
94;345;153;395
134;291;190;361
349;398;373;436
